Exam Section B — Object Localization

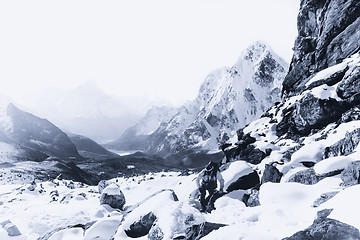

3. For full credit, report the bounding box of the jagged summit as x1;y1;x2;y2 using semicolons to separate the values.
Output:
111;41;289;162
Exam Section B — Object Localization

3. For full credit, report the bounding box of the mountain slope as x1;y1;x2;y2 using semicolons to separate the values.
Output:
0;103;81;161
141;41;288;158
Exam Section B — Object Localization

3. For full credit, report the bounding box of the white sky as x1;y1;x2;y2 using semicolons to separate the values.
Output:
0;0;299;106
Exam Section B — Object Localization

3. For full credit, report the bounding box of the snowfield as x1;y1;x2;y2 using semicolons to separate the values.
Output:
0;159;359;240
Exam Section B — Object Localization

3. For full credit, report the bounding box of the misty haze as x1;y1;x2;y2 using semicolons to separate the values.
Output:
1;0;360;239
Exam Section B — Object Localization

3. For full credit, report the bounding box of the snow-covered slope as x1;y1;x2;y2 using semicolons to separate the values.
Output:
141;41;288;156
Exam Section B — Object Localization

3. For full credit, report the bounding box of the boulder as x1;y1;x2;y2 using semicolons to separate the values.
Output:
287;168;320;185
276;93;350;137
185;222;227;240
283;212;360;240
100;183;126;210
261;163;283;183
340;161;360;187
125;212;157;238
226;171;260;192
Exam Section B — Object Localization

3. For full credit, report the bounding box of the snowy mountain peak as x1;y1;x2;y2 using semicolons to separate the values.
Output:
74;80;106;97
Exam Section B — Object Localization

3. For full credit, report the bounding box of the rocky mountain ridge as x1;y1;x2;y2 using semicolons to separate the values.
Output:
112;41;288;163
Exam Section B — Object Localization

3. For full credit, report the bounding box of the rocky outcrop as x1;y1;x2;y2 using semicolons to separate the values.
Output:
276;93;350;137
283;0;360;97
223;130;271;164
100;184;126;210
324;129;360;158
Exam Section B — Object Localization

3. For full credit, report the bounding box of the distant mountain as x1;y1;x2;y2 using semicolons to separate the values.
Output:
68;133;118;160
106;105;178;151
111;41;288;161
0;103;81;161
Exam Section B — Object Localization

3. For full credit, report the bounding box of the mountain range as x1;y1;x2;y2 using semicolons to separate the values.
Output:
109;41;288;164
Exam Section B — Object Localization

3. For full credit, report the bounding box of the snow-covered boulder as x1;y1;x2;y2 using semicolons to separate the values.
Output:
125;212;156;238
100;184;126;210
222;161;259;192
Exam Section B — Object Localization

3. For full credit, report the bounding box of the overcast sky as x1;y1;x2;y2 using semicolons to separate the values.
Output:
0;0;300;106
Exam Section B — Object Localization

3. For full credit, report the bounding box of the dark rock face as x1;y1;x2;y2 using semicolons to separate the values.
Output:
324;129;360;158
337;66;360;100
226;171;260;192
337;107;360;124
185;222;227;240
276;94;350;137
261;163;283;183
283;217;360;240
125;212;157;238
340;161;360;187
223;130;271;164
283;0;360;97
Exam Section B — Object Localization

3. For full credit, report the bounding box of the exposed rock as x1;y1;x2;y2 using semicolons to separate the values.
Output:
1;220;21;237
27;180;37;191
242;188;260;207
283;215;360;240
224;130;271;164
306;66;348;90
226;171;260;192
148;225;164;240
97;180;110;194
337;107;360;124
261;163;283;183
276;93;350;137
185;222;227;240
287;168;319;185
125;212;157;238
282;0;360;97
337;65;360;100
324;129;360;158
312;191;339;207
100;184;126;210
340;161;360;187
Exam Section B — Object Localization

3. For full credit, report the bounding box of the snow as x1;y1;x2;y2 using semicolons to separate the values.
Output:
314;155;354;175
305;52;360;87
321;184;360;230
48;228;84;240
102;183;122;195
